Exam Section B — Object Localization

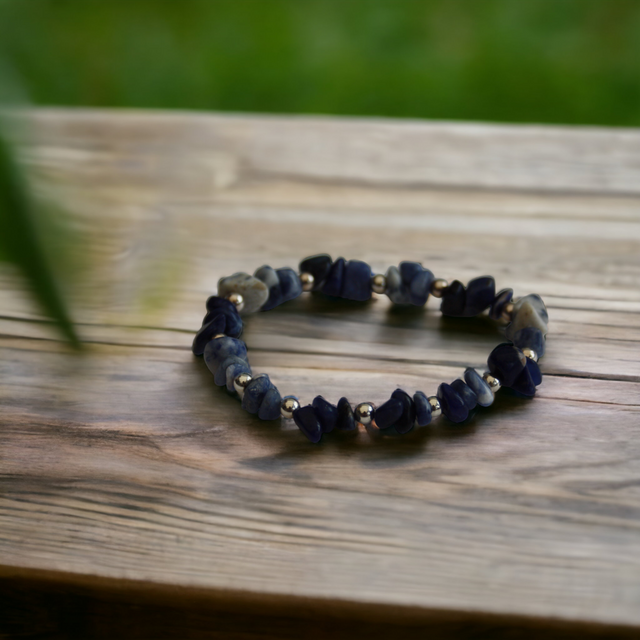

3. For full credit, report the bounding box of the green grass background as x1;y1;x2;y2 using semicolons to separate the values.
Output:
1;0;639;126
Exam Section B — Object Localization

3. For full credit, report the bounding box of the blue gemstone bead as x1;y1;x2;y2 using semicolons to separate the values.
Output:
226;360;252;392
463;276;495;316
413;391;432;426
312;396;338;433
399;261;423;285
441;280;466;316
409;269;434;306
258;387;282;420
299;254;332;290
391;389;416;434
293;405;322;443
513;326;546;357
437;383;469;423
374;397;403;429
254;265;283;311
526;357;543;386
204;337;248;375
487;343;527;387
385;266;412;305
336;397;356;431
489;288;513;321
203;297;243;338
321;257;346;297
450;379;477;411
277;267;303;302
242;375;272;414
192;314;226;356
214;355;248;387
341;260;372;301
510;361;538;397
463;368;494;407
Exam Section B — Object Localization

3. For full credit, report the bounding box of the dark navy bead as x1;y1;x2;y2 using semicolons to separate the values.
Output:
258;387;282;420
450;379;477;411
321;257;346;297
463;368;494;407
204;337;248;375
214;355;248;387
526;357;543;386
226;359;252;392
513;326;546;358
254;265;283;311
413;391;432;426
336;397;356;431
205;295;238;315
441;280;466;316
437;383;469;424
242;375;272;414
487;343;527;387
192;314;226;356
409;269;434;306
510;362;538;397
391;389;416;434
299;254;332;290
341;260;372;301
277;267;303;302
374;397;403;430
203;297;243;338
399;261;423;285
293;405;322;443
312;395;338;433
489;288;513;321
463;276;495;316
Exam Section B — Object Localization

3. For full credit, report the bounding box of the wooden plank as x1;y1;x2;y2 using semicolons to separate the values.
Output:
1;109;640;636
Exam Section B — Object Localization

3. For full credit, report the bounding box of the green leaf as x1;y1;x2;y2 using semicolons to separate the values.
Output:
0;129;80;347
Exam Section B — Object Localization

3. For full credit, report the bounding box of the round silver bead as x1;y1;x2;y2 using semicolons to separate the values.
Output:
233;372;252;396
430;278;449;298
280;396;300;419
521;347;538;362
427;396;442;418
354;402;375;426
226;292;245;313
371;274;387;295
500;301;515;323
300;272;315;292
483;372;501;393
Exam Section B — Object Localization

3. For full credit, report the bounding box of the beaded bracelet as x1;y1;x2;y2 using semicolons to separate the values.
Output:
193;254;548;443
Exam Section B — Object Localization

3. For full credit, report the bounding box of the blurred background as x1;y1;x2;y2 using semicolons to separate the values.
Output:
1;0;639;125
1;0;639;342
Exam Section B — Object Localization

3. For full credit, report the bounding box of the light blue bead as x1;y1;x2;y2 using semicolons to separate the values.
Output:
463;368;494;407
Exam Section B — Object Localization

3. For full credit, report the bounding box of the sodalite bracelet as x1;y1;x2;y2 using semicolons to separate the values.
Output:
193;254;547;443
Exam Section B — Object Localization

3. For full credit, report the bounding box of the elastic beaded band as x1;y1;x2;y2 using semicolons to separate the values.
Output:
193;254;548;443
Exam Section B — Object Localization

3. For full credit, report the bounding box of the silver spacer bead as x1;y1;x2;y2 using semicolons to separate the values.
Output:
280;396;300;419
483;372;501;393
212;333;226;340
227;292;245;313
371;274;387;295
430;278;449;298
501;301;515;323
522;347;538;362
300;272;315;292
427;396;442;418
354;402;375;426
233;372;252;396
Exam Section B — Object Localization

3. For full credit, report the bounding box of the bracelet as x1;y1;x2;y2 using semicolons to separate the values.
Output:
193;255;547;443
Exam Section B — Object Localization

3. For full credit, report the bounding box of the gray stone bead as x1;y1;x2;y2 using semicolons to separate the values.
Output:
505;300;548;341
513;294;548;323
463;367;494;407
385;265;412;305
218;272;269;314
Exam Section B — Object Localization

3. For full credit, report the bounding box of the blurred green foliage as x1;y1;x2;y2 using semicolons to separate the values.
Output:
1;0;639;126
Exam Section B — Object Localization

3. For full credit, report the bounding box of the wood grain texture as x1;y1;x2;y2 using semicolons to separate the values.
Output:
1;108;640;637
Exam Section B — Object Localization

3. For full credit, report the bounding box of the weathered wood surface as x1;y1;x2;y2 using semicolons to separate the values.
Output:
1;109;640;637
